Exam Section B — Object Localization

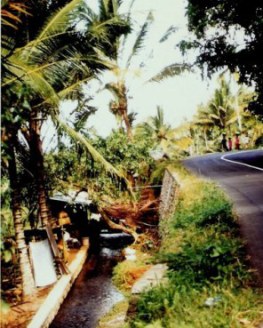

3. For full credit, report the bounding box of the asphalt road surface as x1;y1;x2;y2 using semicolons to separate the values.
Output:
183;149;263;284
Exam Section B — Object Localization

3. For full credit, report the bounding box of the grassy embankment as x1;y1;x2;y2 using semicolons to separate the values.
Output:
102;164;263;328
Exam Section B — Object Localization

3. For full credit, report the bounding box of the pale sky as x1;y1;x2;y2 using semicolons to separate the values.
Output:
84;0;219;136
43;0;224;149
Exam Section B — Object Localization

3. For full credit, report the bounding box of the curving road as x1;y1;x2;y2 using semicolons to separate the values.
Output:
183;149;263;283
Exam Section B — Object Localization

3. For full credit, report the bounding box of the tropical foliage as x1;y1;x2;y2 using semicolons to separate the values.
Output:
1;0;131;297
180;0;263;118
175;75;263;154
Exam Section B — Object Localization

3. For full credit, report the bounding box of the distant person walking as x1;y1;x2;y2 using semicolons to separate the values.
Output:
221;134;228;152
234;133;240;150
228;137;232;151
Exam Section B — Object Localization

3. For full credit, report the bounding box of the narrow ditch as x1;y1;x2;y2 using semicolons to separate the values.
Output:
50;232;133;328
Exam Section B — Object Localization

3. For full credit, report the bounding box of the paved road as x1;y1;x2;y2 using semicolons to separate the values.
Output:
183;149;263;284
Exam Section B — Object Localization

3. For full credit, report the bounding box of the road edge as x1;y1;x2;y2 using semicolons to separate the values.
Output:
221;150;263;171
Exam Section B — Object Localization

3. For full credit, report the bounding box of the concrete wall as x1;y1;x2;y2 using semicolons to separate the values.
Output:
28;245;89;328
159;169;180;219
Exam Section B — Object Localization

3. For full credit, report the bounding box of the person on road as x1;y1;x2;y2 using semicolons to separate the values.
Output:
228;137;232;151
221;134;228;152
234;133;240;150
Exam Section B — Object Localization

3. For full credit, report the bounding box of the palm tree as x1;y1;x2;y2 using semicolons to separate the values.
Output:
192;75;258;152
135;106;178;158
193;77;236;151
3;132;35;296
1;0;132;295
194;104;217;151
207;77;235;132
3;0;132;221
2;0;87;227
142;106;171;142
96;2;190;139
232;85;256;131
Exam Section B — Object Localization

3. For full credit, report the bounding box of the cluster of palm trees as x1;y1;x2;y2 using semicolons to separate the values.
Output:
135;76;263;159
142;76;262;158
185;76;262;154
1;0;188;297
1;0;134;296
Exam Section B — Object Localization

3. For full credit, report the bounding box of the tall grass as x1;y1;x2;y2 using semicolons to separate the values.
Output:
128;166;263;327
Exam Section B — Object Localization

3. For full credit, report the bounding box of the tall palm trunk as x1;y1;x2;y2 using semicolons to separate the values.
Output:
203;130;209;151
235;96;243;131
8;139;35;296
119;89;132;140
121;105;133;140
29;112;51;226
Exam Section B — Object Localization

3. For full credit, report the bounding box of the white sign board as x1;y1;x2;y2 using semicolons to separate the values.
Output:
30;239;57;287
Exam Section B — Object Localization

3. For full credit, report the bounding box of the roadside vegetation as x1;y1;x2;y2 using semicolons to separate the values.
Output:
111;164;263;328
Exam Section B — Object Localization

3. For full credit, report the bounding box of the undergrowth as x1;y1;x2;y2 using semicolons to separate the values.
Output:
113;258;151;294
126;165;263;327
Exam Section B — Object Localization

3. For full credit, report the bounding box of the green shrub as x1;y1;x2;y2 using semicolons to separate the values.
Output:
165;233;249;287
132;285;263;328
173;181;235;229
127;167;262;327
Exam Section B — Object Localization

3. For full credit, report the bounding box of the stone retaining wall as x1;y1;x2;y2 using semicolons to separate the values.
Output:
159;169;180;219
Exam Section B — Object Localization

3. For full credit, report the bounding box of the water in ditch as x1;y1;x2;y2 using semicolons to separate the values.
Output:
50;232;133;328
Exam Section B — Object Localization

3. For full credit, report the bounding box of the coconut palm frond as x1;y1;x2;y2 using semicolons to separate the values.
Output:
9;3;31;16
3;57;72;84
125;11;153;69
32;75;94;109
59;76;93;98
73;106;97;131
104;82;120;99
71;96;97;131
226;115;238;125
118;0;136;58
77;8;96;26
195;118;214;125
125;0;136;18
3;58;60;106
1;1;31;30
98;0;123;19
209;102;217;112
89;16;129;50
54;115;121;177
159;25;178;43
218;106;227;113
1;34;15;55
99;0;110;19
14;30;75;55
111;0;123;15
156;106;164;126
53;114;135;199
92;47;117;70
27;0;82;56
209;113;220;120
127;111;137;126
1;17;18;29
148;63;191;83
